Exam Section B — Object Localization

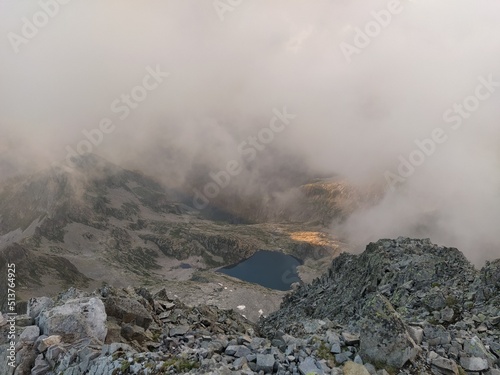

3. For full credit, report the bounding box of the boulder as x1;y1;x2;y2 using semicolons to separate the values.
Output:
460;357;489;372
104;297;152;330
27;297;54;320
299;357;324;375
343;361;371;375
38;297;107;343
256;354;275;373
359;294;420;369
19;325;40;343
430;353;459;375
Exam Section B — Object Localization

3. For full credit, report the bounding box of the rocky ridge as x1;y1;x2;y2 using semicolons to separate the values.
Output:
0;238;498;375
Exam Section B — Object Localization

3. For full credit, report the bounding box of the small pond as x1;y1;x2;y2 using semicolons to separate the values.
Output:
217;250;303;291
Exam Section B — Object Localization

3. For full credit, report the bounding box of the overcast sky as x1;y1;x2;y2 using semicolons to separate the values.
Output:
1;0;499;263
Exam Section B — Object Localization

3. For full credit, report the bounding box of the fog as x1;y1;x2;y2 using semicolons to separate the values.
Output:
1;0;499;264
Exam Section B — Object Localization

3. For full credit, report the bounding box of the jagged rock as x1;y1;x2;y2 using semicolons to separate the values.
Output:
2;238;500;375
169;325;190;336
36;335;62;353
429;352;459;375
120;324;149;343
259;238;476;339
335;352;352;364
343;361;370;375
256;353;276;373
342;332;360;345
104;296;152;330
331;342;341;354
299;357;324;375
27;297;54;321
38;296;107;343
225;345;251;358
464;336;493;360
407;326;424;345
15;315;34;327
359;294;420;369
14;345;37;375
424;324;451;346
460;357;489;372
31;354;51;375
19;325;40;343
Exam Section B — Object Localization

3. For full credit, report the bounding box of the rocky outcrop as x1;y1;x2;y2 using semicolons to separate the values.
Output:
37;289;107;343
1;237;499;375
259;238;500;374
359;294;420;369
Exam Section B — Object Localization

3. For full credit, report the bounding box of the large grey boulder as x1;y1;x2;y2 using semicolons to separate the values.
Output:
103;296;152;330
27;297;54;320
256;354;276;373
38;297;107;343
19;325;40;343
359;294;420;370
343;361;370;375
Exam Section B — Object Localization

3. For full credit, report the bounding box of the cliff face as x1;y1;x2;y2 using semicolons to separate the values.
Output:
1;238;499;375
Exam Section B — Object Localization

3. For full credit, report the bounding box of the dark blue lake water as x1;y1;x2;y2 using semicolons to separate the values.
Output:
217;250;303;291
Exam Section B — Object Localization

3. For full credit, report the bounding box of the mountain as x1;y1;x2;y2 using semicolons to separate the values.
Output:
0;154;349;313
1;238;498;374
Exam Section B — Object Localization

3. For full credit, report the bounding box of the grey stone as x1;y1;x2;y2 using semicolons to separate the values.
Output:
298;357;324;375
233;357;247;369
407;326;424;345
38;297;107;343
335;352;351;364
430;355;459;375
169;325;190;336
104;296;153;329
359;294;420;369
342;332;360;345
16;314;34;327
424;324;451;346
326;331;341;346
440;307;454;322
256;354;275;373
19;325;40;343
31;354;51;375
343;361;370;375
225;345;251;357
460;357;489;372
37;335;61;353
28;297;54;320
464;336;491;359
330;342;341;354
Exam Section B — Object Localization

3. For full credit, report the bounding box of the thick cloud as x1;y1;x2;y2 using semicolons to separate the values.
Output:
1;0;499;263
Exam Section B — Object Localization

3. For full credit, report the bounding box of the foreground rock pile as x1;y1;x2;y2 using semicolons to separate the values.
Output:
0;237;498;374
260;238;500;374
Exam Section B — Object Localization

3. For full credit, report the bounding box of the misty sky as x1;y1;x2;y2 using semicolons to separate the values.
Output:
1;0;500;263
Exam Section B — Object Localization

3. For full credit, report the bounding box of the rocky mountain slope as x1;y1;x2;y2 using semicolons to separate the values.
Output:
1;238;498;375
0;154;345;310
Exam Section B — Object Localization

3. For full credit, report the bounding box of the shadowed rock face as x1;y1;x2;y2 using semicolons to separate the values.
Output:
359;294;420;369
258;237;500;372
259;237;479;337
